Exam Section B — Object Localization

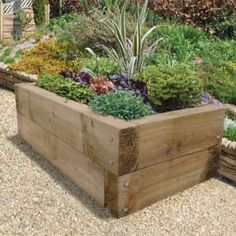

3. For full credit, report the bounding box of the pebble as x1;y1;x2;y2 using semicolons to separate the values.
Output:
0;88;236;235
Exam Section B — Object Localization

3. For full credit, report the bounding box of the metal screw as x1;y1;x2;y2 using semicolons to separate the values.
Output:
123;181;129;187
123;208;129;213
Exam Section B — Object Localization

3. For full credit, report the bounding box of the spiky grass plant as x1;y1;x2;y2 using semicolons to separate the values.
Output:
99;0;160;79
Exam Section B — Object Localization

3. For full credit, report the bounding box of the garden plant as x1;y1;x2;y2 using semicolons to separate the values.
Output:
6;0;235;121
0;0;232;121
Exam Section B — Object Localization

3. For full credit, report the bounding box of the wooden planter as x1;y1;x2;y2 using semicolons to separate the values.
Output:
15;83;224;217
219;138;236;183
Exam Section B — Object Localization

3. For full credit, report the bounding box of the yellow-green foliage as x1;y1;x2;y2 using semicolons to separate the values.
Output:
137;65;203;110
9;39;82;75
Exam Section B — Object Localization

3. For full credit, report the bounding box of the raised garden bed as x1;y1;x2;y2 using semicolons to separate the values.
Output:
0;66;36;90
16;83;224;217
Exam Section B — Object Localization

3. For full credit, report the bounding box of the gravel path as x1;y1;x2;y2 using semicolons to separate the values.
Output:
0;88;236;236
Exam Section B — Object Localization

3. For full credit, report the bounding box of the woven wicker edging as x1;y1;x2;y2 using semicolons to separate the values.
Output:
219;138;236;183
0;65;37;90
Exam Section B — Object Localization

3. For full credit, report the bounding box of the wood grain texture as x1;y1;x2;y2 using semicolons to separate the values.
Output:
17;84;87;153
132;105;225;171
18;114;105;205
115;148;214;217
1;6;49;44
218;154;236;182
15;84;135;175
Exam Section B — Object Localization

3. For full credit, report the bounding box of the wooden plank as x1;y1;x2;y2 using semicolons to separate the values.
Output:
3;25;35;33
0;3;3;42
18;114;105;205
220;155;236;166
16;84;88;153
218;170;236;182
132;105;224;170
218;153;236;182
82;108;137;174
113;148;213;217
15;84;134;175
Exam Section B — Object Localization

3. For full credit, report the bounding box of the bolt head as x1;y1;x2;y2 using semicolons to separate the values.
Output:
109;135;114;142
123;208;129;213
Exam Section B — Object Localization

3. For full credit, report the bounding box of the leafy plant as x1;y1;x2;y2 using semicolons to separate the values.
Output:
102;0;119;10
224;117;236;130
210;12;236;39
36;13;79;39
225;109;236;121
89;91;154;120
84;57;121;76
147;21;236;67
9;39;83;75
100;0;159;78
90;77;115;95
3;47;13;56
149;0;236;28
224;126;236;141
196;62;236;104
32;0;46;26
111;73;148;101
147;23;207;66
137;65;203;110
200;92;221;106
15;10;32;40
14;49;24;59
0;47;15;64
60;71;91;85
37;73;95;103
59;10;117;51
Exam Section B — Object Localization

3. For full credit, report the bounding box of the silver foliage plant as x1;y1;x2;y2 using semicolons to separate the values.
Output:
99;0;160;79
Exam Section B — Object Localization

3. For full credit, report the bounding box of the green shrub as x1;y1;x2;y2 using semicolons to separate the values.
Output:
9;39;84;75
15;10;32;40
196;61;236;104
225;109;236;121
224;126;236;141
201;40;236;63
148;23;207;65
230;86;236;105
36;13;79;39
206;12;236;39
89;91;154;120
61;10;115;51
14;49;24;59
147;22;236;66
60;9;137;54
37;73;95;103
137;65;202;110
0;47;15;64
3;47;13;56
84;57;120;76
32;0;46;26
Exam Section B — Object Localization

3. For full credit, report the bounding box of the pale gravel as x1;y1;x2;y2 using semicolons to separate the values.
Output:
0;87;236;236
